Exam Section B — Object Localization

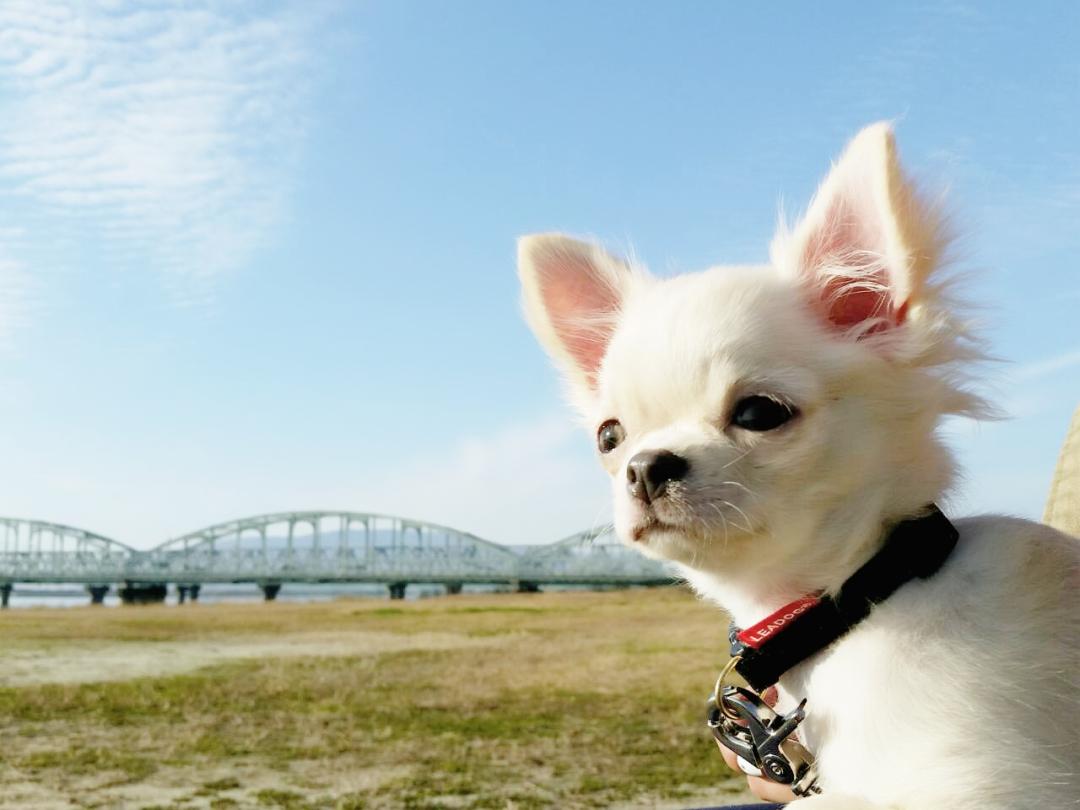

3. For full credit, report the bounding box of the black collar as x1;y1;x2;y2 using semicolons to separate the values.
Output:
728;505;959;692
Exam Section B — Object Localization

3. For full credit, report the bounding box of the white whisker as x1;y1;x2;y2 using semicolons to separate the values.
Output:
718;480;760;502
722;449;753;470
721;500;754;534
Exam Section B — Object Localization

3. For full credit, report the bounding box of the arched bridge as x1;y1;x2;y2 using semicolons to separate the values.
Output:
0;512;674;604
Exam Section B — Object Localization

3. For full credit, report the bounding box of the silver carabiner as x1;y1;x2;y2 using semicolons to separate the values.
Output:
706;681;821;796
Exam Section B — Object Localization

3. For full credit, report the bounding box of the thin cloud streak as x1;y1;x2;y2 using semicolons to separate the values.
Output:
1012;347;1080;381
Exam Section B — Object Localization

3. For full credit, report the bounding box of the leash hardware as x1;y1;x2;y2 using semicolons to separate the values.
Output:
712;655;743;717
706;682;821;796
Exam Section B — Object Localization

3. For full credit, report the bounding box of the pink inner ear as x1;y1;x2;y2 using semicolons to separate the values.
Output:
819;276;893;332
802;199;902;335
539;251;621;377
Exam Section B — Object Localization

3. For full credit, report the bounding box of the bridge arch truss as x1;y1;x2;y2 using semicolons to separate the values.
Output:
518;525;673;585
134;511;521;584
0;518;134;583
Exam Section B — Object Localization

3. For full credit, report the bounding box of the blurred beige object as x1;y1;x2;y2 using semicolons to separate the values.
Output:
1043;403;1080;538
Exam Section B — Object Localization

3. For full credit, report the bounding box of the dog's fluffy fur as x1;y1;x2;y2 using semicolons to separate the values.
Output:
518;123;1079;809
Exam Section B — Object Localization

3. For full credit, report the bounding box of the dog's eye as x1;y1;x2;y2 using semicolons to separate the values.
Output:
731;396;797;431
597;419;626;453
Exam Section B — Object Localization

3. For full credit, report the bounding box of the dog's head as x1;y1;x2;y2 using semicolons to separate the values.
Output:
518;124;986;597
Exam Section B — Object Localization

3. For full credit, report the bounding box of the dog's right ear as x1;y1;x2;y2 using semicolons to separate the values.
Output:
517;233;636;407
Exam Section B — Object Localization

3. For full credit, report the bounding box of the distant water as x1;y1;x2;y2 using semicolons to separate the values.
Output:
3;582;514;609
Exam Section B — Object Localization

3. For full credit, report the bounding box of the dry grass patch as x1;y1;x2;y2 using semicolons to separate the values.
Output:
0;589;750;808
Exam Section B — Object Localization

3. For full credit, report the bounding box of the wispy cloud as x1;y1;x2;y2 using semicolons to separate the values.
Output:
350;413;612;546
1012;347;1080;381
0;1;319;306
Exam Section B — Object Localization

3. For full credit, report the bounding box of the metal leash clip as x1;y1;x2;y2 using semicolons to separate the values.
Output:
706;658;821;797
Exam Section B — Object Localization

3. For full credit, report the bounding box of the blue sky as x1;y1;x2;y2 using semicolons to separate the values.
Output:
0;1;1077;548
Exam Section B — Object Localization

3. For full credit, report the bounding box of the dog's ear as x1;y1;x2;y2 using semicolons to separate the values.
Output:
772;122;945;340
518;233;635;406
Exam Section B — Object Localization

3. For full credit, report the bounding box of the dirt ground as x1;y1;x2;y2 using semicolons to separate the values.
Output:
1;630;502;687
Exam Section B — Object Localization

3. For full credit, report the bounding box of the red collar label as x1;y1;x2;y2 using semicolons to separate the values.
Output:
736;596;821;649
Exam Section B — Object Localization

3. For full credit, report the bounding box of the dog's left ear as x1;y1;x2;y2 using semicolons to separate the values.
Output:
773;122;944;340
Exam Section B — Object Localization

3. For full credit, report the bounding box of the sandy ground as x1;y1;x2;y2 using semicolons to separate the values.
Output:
0;770;739;810
0;760;420;810
1;630;506;687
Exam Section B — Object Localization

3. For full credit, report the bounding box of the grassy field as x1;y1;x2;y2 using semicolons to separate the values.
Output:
0;588;750;809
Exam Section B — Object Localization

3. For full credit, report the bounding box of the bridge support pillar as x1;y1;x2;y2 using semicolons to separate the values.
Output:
260;583;282;602
119;582;167;605
177;584;201;604
87;585;110;605
0;583;11;609
445;581;463;595
387;582;407;600
515;580;541;593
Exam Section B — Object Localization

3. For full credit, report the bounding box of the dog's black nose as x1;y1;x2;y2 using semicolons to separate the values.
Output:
626;450;689;503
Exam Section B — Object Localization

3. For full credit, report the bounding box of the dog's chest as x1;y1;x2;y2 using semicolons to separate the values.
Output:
775;626;917;796
773;590;982;801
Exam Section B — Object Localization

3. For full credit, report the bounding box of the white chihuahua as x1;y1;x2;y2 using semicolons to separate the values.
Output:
518;123;1078;809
